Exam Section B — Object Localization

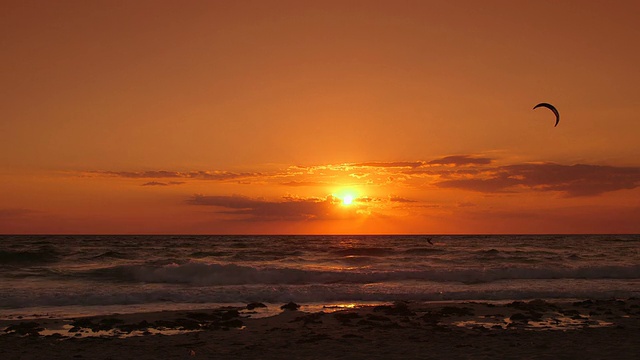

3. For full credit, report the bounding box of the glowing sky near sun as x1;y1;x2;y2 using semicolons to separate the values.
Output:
1;1;639;234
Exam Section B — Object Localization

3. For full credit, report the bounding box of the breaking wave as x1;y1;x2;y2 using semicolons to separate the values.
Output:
81;262;640;286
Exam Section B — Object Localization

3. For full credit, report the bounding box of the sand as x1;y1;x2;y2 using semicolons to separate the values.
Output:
2;298;639;359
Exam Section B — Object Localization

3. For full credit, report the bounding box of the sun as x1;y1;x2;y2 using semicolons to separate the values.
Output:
333;189;359;206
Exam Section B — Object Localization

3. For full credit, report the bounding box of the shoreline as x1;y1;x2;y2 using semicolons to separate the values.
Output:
2;296;631;322
2;298;639;359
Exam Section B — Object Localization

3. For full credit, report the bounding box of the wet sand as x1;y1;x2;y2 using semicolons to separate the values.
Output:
2;298;639;359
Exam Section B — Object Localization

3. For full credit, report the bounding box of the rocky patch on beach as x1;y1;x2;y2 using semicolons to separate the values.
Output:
2;298;639;341
3;322;44;336
2;307;249;338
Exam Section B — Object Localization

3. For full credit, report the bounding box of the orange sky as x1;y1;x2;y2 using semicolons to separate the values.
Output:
1;0;639;234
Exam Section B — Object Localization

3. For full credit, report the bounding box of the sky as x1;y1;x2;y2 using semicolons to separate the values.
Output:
1;0;639;234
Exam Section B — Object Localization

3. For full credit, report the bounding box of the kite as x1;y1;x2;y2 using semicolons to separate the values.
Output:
533;103;560;127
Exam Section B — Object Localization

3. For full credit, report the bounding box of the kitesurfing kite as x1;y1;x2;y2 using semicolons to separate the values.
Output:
533;103;560;127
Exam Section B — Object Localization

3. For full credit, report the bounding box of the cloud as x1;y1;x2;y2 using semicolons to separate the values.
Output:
89;170;261;181
354;161;425;168
188;194;349;221
141;181;185;186
279;181;326;187
389;196;417;203
0;208;37;218
81;155;640;198
427;155;493;166
435;163;640;196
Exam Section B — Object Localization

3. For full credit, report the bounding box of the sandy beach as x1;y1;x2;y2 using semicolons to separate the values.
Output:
2;298;639;359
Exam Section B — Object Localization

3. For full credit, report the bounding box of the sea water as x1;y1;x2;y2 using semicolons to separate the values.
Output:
1;235;638;319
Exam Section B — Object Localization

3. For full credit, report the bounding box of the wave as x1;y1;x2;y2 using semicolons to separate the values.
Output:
190;251;231;258
90;251;130;260
0;247;60;265
2;280;639;309
79;262;640;286
331;247;394;257
402;247;446;255
230;250;304;261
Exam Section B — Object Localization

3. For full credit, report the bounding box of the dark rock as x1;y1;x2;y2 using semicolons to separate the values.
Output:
420;312;441;325
366;314;391;322
528;311;544;321
561;309;580;316
173;318;201;330
510;313;530;322
334;312;361;321
69;318;117;332
70;318;95;329
506;301;525;309
373;305;393;313
138;320;150;327
4;322;43;336
296;333;330;343
355;319;376;327
221;310;240;320
115;320;149;333
45;333;64;339
99;318;124;327
440;306;474;317
280;302;300;311
152;319;201;330
573;300;594;307
292;313;324;325
220;319;244;328
186;312;218;321
247;302;267;310
507;299;554;312
373;302;415;316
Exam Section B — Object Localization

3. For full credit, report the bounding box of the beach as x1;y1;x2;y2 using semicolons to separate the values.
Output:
2;298;639;359
2;235;639;358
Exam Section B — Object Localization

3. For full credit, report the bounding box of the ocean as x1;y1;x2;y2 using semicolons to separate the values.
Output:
1;235;638;319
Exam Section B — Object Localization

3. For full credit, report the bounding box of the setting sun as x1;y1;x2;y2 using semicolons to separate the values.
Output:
342;195;354;206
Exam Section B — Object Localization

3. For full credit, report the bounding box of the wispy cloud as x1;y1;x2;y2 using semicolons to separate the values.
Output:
279;181;326;187
353;161;425;168
87;170;261;181
435;163;640;196
187;194;354;221
389;196;418;203
0;208;37;218
81;155;640;197
141;181;185;186
427;155;493;166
